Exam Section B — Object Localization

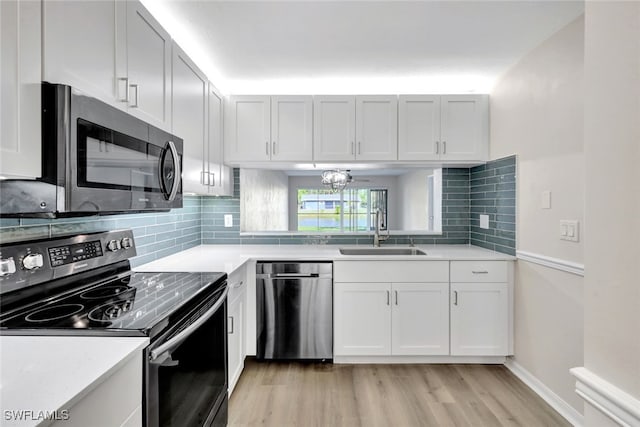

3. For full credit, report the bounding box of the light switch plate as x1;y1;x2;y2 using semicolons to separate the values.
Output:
541;191;552;209
479;214;490;229
560;220;579;242
224;214;233;228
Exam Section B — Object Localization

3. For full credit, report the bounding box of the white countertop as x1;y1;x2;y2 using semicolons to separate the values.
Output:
0;336;148;427
134;244;515;274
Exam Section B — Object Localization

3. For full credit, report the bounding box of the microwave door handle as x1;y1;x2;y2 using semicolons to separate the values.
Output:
166;140;181;202
149;286;228;362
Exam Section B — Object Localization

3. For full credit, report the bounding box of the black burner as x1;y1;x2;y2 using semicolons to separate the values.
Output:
88;301;134;323
80;285;132;300
25;304;84;323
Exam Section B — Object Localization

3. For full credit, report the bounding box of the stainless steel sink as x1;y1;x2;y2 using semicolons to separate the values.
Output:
339;247;427;256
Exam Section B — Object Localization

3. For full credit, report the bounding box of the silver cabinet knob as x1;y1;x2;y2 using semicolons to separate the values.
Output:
22;253;44;270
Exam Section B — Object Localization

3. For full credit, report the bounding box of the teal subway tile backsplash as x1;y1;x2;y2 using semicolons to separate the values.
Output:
1;161;517;258
469;155;517;255
0;196;202;267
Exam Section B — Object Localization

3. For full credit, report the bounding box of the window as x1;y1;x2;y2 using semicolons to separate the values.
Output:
296;188;388;232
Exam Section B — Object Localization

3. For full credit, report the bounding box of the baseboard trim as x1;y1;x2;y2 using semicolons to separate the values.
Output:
505;358;584;426
571;367;640;427
516;250;585;276
334;355;506;364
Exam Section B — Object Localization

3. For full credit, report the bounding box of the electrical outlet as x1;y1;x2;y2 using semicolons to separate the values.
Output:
541;191;552;209
479;214;489;229
224;214;233;228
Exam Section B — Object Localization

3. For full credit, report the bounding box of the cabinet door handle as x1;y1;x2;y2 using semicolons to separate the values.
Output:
117;77;129;102
443;140;447;154
472;271;489;274
394;290;398;305
351;141;354;155
209;172;216;186
358;141;361;155
265;141;269;156
129;84;139;108
453;291;458;306
386;290;390;306
435;141;439;154
201;171;209;185
228;316;234;334
272;141;276;156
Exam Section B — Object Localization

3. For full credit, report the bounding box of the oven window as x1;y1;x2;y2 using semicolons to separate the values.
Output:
157;302;227;426
77;119;163;192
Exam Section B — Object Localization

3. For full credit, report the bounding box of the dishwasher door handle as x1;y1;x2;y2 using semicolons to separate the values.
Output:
271;273;320;278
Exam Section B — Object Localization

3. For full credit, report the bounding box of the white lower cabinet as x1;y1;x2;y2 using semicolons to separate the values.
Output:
334;281;449;356
391;282;449;355
450;282;509;356
227;266;247;395
334;282;392;356
334;260;512;359
51;351;143;427
333;260;451;357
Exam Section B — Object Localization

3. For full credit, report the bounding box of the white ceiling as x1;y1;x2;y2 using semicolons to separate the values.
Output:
142;0;584;95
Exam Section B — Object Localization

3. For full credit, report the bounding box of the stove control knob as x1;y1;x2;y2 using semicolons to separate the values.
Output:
121;237;132;249
22;253;44;270
0;258;17;276
107;240;121;252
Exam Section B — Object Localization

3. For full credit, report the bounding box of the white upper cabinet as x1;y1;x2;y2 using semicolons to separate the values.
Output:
42;0;126;108
172;43;208;195
225;96;271;162
440;95;488;161
0;0;42;179
313;96;356;161
225;95;313;163
355;95;398;161
208;85;233;196
399;95;488;162
314;95;398;162
126;2;172;131
398;95;441;161
42;1;171;132
270;96;313;162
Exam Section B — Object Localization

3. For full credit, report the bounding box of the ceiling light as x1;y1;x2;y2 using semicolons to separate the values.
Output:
321;170;352;192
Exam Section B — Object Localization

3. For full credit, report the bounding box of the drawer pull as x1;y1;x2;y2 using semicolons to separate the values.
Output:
472;271;489;274
453;291;458;306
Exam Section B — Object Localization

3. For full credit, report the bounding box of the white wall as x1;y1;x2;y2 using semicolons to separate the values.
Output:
490;16;585;415
583;2;640;425
240;169;289;232
397;169;429;230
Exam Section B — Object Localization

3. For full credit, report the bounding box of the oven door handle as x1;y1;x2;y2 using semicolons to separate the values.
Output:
149;286;228;362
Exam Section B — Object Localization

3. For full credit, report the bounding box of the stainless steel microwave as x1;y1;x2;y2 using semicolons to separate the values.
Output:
0;83;183;217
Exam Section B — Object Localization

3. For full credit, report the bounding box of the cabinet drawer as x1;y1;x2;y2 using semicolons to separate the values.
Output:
334;261;449;283
450;261;508;283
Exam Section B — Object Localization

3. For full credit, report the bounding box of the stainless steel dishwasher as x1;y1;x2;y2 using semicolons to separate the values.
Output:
256;262;333;360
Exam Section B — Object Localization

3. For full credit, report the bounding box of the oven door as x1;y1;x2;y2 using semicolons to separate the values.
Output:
145;285;228;427
68;85;183;213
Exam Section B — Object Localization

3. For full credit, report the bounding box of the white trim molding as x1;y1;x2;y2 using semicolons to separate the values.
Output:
516;250;584;276
506;359;584;426
571;367;640;427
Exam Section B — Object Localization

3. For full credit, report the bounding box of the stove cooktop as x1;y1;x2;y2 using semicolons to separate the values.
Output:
0;271;227;338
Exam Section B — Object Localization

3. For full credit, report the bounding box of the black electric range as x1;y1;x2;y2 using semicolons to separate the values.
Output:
0;230;229;427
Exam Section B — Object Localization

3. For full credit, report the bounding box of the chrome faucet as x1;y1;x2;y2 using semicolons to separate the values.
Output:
373;209;390;247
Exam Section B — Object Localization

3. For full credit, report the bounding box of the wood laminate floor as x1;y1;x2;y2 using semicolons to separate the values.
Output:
229;359;571;427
